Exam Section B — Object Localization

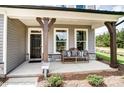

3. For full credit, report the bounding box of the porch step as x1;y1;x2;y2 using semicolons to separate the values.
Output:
7;74;42;78
2;77;38;87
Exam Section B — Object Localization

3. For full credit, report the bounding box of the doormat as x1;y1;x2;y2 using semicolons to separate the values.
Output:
29;60;42;63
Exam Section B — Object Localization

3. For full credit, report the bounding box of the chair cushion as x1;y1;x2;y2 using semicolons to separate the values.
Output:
77;51;82;57
67;51;71;57
71;50;78;57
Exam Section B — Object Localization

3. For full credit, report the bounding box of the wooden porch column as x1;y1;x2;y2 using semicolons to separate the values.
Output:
36;17;56;62
42;18;49;62
104;22;118;68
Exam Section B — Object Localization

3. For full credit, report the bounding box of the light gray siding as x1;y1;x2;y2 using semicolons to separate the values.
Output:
28;24;96;59
7;18;26;73
0;14;4;63
50;24;95;59
49;24;91;53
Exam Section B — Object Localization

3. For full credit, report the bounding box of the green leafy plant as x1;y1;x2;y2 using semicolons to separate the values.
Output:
86;74;104;87
96;28;124;48
47;74;63;87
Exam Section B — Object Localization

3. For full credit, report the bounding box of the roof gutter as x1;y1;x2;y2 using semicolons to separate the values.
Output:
0;5;124;15
116;20;124;26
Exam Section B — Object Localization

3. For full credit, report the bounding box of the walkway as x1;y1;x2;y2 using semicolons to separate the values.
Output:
2;77;38;87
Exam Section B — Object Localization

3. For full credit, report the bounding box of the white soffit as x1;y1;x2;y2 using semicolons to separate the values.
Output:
0;7;123;28
0;7;123;21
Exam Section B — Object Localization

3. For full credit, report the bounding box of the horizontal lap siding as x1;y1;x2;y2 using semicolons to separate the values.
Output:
29;24;95;59
7;18;26;73
49;24;92;53
0;14;4;63
50;24;95;59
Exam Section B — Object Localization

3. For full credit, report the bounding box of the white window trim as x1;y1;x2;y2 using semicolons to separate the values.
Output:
54;28;69;54
74;28;88;50
1;11;7;74
28;28;43;60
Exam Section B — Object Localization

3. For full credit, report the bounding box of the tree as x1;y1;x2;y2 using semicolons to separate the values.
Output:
96;32;110;47
96;28;124;48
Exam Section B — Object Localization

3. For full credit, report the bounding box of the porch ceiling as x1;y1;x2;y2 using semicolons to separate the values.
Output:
18;18;104;29
0;6;123;28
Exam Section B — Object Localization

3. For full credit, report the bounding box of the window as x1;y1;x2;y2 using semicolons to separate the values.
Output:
56;5;66;8
76;5;86;9
75;29;88;51
54;28;68;53
61;5;66;8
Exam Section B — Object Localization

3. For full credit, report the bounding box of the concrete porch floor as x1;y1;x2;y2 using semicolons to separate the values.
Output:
7;60;116;77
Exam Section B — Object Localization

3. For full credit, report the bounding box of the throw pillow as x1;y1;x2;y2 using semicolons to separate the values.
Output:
77;51;82;57
63;51;67;57
67;51;71;57
71;50;78;57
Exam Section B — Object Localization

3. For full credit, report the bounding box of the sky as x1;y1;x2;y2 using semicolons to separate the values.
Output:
96;5;124;11
95;5;124;36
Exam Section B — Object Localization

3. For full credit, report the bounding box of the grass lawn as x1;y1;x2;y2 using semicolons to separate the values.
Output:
96;51;124;64
96;47;124;54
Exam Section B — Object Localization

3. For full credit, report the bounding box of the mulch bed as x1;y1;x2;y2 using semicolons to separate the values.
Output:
38;70;123;81
37;75;124;87
37;69;124;87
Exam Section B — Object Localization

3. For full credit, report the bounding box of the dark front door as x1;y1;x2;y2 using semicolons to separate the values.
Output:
30;34;41;59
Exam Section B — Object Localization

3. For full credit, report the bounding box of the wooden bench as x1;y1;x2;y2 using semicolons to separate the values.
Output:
61;48;89;63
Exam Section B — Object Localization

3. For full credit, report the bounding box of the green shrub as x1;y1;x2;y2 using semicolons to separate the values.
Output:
86;74;104;86
47;74;63;87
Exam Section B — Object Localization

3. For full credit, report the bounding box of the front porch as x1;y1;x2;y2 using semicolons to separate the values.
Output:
0;6;123;75
7;60;116;77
